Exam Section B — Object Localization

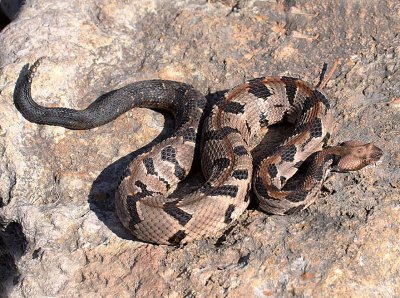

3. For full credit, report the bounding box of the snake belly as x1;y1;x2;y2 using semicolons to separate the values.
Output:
14;60;336;245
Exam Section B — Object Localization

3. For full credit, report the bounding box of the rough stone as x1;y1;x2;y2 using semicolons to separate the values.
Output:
0;0;399;297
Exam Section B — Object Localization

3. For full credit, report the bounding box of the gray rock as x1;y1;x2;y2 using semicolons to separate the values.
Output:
0;0;399;297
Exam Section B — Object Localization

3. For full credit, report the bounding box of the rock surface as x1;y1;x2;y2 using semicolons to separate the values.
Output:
0;0;399;297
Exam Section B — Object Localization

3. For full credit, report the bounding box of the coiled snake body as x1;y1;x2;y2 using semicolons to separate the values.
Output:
14;60;382;245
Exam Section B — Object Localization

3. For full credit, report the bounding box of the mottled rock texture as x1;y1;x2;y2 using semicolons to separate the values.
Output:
0;0;399;297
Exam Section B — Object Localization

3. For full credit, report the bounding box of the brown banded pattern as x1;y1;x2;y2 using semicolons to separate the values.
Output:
14;59;383;245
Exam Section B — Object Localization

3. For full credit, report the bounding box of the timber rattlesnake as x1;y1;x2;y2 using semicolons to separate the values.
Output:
14;59;382;245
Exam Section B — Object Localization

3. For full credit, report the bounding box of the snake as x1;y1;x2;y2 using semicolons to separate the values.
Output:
13;59;383;245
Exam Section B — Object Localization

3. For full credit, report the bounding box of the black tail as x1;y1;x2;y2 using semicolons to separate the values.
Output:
14;59;204;130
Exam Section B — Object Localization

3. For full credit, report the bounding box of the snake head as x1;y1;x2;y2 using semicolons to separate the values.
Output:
332;140;383;172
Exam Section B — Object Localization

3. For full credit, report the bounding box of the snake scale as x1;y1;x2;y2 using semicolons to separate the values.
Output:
14;59;383;245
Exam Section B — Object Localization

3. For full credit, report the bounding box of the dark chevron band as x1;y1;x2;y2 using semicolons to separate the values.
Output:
168;230;187;245
267;164;278;178
224;204;236;223
223;101;245;114
233;146;248;156
203;126;240;141
232;169;249;180
163;202;192;226
248;77;273;100
208;185;239;198
281;76;298;105
281;144;297;162
143;157;157;175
